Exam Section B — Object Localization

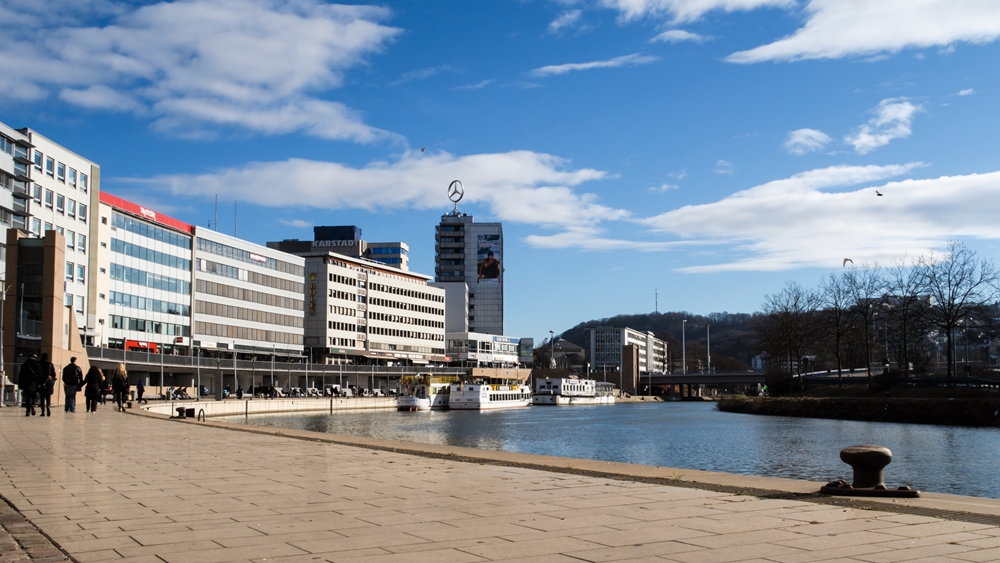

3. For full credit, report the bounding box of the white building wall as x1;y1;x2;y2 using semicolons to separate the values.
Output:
192;228;305;355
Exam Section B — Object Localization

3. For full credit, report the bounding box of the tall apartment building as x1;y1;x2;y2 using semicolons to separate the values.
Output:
586;326;668;374
0;124;32;274
192;228;305;358
94;192;194;352
22;128;100;337
433;212;503;335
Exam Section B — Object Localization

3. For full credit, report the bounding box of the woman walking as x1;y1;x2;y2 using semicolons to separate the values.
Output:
112;364;129;412
83;366;104;413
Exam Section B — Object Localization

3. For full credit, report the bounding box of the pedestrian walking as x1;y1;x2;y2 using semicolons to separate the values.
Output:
112;364;129;412
37;353;56;417
83;366;104;413
17;353;41;416
136;379;146;404
62;357;83;413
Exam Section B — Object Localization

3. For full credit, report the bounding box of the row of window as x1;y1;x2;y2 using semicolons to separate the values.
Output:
37;186;88;223
195;279;303;311
33;151;89;191
196;237;303;276
367;325;444;341
0;136;26;159
110;291;191;317
112;211;189;249
329;337;358;347
65;261;85;284
112;238;192;271
195;300;304;328
330;289;359;303
194;321;303;345
369;282;443;303
200;259;304;294
330;273;357;286
109;315;190;336
369;311;443;329
368;246;407;255
369;296;443;316
368;341;444;354
328;304;357;317
371;257;403;265
63;293;85;315
110;263;192;295
328;321;362;333
201;259;239;279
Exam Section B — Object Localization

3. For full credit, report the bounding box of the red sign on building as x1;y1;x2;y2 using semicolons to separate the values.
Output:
100;192;194;234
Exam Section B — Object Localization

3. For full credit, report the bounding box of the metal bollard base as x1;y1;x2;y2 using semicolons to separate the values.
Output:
820;480;920;498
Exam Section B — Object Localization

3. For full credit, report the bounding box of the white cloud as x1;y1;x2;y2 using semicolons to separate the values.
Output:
549;10;582;32
135;150;624;236
844;98;923;155
784;128;831;155
649;183;680;192
958;88;975;96
714;160;734;174
635;162;1000;272
0;0;401;141
530;53;658;77
669;169;688;180
650;29;708;43
599;0;793;23
390;65;457;86
727;0;1000;63
453;79;494;91
279;219;312;229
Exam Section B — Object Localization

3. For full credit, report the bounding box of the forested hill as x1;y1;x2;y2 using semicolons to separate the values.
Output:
558;311;758;371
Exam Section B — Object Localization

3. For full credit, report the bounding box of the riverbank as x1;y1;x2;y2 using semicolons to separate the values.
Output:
718;395;1000;426
6;407;1000;563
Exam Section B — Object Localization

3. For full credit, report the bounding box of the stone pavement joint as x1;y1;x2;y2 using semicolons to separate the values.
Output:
0;495;73;562
4;408;1000;563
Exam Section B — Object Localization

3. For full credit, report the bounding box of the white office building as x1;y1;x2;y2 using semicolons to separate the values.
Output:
0;124;32;279
302;252;446;365
192;228;305;358
586;326;668;374
434;212;503;335
445;332;522;367
94;192;193;352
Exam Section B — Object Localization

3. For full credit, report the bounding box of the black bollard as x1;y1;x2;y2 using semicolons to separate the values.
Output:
820;444;919;498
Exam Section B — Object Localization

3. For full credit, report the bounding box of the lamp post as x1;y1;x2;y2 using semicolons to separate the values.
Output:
0;284;10;390
549;330;554;370
682;320;687;375
707;324;711;375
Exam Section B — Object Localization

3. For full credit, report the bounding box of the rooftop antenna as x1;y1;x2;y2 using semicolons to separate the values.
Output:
655;286;658;314
447;180;464;216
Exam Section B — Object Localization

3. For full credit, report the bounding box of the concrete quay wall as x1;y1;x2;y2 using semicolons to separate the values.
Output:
142;396;396;417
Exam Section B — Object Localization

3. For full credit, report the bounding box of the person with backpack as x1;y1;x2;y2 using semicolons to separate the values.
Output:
62;357;83;413
112;364;129;412
17;353;41;416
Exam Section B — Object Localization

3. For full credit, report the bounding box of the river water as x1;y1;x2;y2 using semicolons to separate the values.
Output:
225;401;1000;499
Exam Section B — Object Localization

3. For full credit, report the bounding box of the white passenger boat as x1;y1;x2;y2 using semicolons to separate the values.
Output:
533;377;616;406
397;374;459;411
448;368;532;410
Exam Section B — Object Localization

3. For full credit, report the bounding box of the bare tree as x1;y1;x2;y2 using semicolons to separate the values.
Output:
883;257;929;386
844;263;885;387
754;281;820;390
819;272;856;388
918;242;1000;385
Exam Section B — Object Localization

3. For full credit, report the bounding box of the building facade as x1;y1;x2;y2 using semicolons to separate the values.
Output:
445;332;522;367
586;326;668;374
94;192;194;352
0;124;32;277
301;251;445;365
434;212;503;335
192;228;306;358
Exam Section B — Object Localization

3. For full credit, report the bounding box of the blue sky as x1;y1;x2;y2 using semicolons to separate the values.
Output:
4;0;1000;343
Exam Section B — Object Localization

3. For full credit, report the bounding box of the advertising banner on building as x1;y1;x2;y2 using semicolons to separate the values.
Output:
477;234;501;283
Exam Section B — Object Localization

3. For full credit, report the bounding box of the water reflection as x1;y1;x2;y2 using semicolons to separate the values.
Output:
224;402;1000;499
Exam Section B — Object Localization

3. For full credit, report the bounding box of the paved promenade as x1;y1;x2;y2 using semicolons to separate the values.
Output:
3;408;1000;563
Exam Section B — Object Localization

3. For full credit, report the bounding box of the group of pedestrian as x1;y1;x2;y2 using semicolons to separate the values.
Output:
16;354;130;415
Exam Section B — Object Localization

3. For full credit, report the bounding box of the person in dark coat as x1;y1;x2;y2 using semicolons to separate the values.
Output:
136;379;146;404
37;353;57;417
111;363;129;412
62;357;83;413
83;366;104;413
17;354;41;416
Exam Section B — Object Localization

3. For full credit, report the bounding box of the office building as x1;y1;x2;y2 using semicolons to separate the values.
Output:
94;192;194;352
192;227;306;358
434;212;503;335
0;124;32;275
296;250;446;365
445;332;522;367
270;225;409;271
586;326;668;375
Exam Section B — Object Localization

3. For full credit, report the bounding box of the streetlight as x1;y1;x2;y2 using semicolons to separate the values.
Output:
549;330;554;370
707;323;711;375
682;320;687;375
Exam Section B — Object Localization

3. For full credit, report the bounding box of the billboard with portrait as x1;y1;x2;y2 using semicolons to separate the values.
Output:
477;234;501;284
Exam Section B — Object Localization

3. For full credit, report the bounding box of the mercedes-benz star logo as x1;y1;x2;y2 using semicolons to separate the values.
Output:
448;180;464;203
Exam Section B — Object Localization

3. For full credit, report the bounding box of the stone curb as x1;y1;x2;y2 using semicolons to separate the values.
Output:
0;495;73;563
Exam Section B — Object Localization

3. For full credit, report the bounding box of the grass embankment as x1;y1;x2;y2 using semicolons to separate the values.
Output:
717;386;1000;427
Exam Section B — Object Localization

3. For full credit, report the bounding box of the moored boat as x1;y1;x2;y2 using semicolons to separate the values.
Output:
448;367;532;410
533;377;616;406
397;373;459;411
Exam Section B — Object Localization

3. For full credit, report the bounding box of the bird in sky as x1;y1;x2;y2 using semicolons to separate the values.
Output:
876;191;883;196
420;147;425;152
843;258;854;267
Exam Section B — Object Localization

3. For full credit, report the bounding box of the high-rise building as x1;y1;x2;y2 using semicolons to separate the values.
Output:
586;326;668;374
269;225;410;271
433;212;503;335
0;124;32;273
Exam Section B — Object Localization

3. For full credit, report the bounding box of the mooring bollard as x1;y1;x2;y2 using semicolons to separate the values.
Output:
820;444;919;498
